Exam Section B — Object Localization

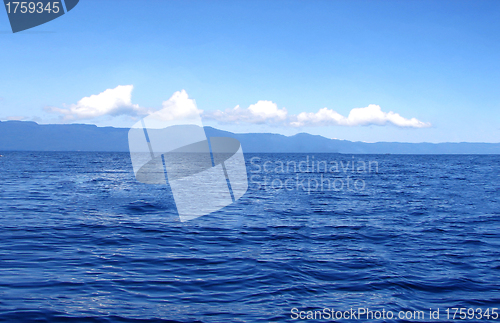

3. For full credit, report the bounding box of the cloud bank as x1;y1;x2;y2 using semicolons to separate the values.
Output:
207;103;430;128
46;86;430;129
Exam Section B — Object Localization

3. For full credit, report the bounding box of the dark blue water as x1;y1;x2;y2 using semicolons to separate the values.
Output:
0;152;499;322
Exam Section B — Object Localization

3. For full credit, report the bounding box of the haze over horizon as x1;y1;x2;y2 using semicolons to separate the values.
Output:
1;0;499;143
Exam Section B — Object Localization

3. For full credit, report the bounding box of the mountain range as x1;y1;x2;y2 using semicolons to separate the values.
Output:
1;120;499;154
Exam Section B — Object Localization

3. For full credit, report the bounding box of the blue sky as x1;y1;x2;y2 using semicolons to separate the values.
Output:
0;0;499;143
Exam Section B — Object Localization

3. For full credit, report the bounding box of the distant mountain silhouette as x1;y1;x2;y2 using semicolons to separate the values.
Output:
1;120;499;154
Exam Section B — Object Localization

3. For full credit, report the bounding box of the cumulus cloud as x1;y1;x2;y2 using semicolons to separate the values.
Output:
206;100;288;124
208;102;430;128
149;90;202;122
291;104;430;128
45;85;150;121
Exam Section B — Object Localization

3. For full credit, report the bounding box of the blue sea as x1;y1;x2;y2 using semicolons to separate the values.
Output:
0;152;499;322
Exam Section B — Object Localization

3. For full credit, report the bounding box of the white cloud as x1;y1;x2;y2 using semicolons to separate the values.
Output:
45;85;149;121
208;101;430;128
291;108;345;127
149;90;202;121
206;100;288;124
248;100;288;122
292;104;430;128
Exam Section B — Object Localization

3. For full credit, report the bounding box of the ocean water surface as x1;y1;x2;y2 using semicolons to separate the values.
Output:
0;152;499;322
